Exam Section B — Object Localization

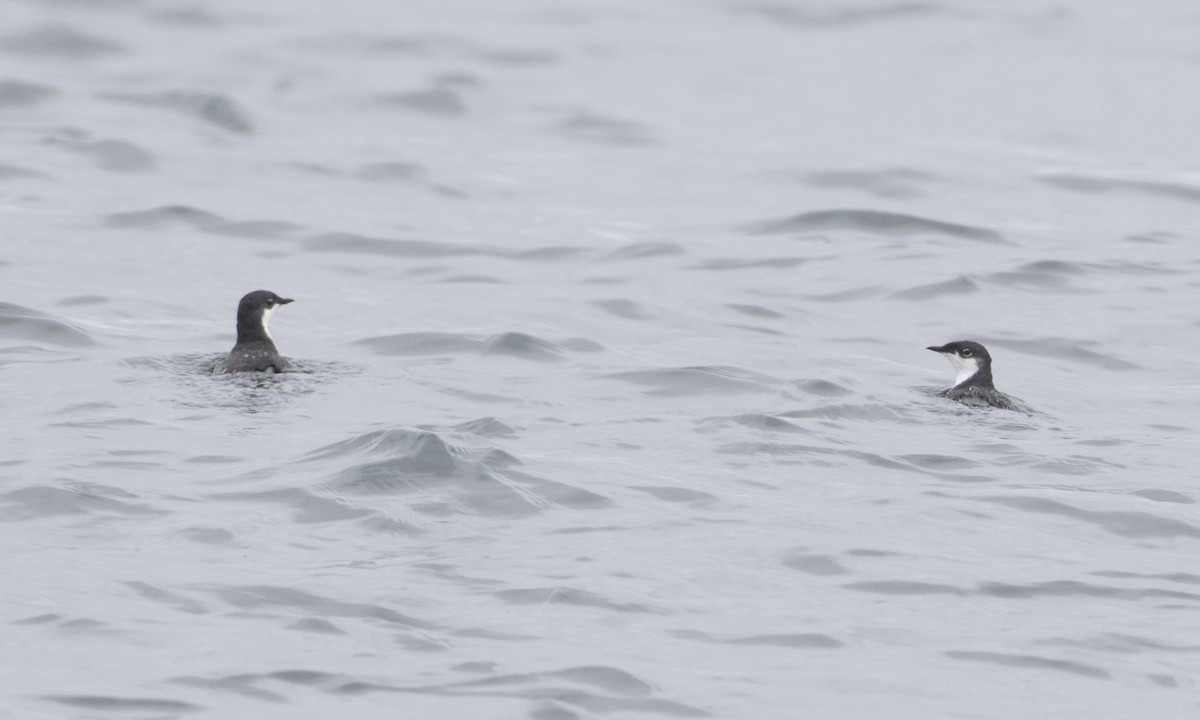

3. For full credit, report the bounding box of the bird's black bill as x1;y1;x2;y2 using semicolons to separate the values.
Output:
926;345;945;353
278;298;295;305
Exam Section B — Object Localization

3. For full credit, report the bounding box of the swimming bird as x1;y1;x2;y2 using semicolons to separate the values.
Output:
926;340;1019;410
214;290;293;374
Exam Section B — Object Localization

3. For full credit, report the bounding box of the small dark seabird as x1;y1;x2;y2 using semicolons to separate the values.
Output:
213;290;293;374
927;340;1020;410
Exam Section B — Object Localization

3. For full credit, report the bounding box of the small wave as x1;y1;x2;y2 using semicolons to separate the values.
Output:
213;584;437;628
308;428;610;518
99;90;254;133
985;259;1093;293
0;483;162;520
53;137;154;173
676;629;844;648
124;581;209;614
355;331;594;362
1128;489;1193;504
482;331;564;361
148;7;222;27
174;664;704;716
0;79;56;107
1089;570;1200;586
0;163;44;179
493;587;663;613
106;204;224;229
444;416;519;438
210;487;378;526
602;241;684;260
747;208;1008;244
691;256;808;270
631;485;718;505
743;3;943;28
507;245;587;261
716;440;997;481
0;302;94;347
781;551;848;575
790;378;853;397
803;167;934;198
1018;259;1086;275
726;303;784;319
105;205;301;238
977;579;1200;601
844;580;965;595
900;453;979;471
378;87;468;116
2;24;123;58
293;33;449;56
354;161;427;182
727;633;844;648
891;275;978;300
978;495;1200;538
353;332;480;356
993;338;1138;370
592;299;649;320
303;231;478;257
553;112;659;146
45;696;200;713
605;366;777;396
717;413;809;433
803;286;885;302
418;665;706;716
475;47;558;66
1039;173;1200;204
944;651;1109;679
779;403;901;421
58;295;110;307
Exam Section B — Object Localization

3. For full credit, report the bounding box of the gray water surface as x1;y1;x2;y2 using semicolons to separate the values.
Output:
3;1;1200;718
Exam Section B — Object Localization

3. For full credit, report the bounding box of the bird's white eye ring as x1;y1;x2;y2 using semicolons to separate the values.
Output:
961;348;973;357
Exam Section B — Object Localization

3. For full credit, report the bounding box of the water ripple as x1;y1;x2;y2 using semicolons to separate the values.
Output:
105;205;301;238
944;651;1110;679
747;209;1009;244
976;495;1200;539
493;587;664;614
379;87;469;116
53;136;154;172
307;428;610;518
2;24;123;58
1039;173;1200;204
891;275;978;300
605;366;777;396
992;338;1138;370
0;79;56;107
744;3;944;28
303;231;478;257
100;91;254;133
45;695;201;713
0;483;162;520
803;167;934;198
172;665;705;717
354;331;595;362
0;301;94;347
553;113;659;146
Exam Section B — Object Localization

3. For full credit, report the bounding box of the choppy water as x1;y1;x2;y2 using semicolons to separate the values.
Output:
3;1;1200;717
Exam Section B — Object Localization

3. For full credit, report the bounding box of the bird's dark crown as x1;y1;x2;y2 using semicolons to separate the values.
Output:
926;340;992;363
235;290;293;345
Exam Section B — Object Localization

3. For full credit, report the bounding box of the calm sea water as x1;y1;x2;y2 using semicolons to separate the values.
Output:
3;1;1200;717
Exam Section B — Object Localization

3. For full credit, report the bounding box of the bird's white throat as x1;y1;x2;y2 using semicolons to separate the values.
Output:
260;305;277;339
942;353;982;386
